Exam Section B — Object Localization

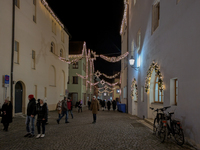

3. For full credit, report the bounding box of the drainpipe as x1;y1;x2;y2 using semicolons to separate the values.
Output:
10;0;15;105
126;1;129;113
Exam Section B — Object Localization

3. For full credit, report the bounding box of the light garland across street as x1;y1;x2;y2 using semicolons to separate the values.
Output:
100;52;129;63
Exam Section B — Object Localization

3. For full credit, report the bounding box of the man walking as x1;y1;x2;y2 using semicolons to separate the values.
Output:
24;94;36;137
57;97;69;124
67;97;73;119
90;95;99;124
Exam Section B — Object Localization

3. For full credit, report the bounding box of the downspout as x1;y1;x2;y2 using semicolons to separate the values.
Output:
126;1;129;113
11;0;15;105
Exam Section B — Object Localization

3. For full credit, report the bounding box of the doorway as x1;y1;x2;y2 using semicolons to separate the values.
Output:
15;81;23;113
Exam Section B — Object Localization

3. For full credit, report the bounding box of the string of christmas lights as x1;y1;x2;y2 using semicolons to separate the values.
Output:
100;52;129;63
41;0;64;28
145;61;164;92
131;78;138;100
94;70;120;79
120;0;128;35
76;73;88;79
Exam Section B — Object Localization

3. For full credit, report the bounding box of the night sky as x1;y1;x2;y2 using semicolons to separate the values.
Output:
46;0;124;77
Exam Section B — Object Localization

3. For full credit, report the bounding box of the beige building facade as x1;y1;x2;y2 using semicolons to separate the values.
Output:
0;0;70;114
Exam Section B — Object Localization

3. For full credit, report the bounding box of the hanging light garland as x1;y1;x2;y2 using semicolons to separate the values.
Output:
98;90;113;94
87;80;99;86
41;0;64;28
94;70;120;79
145;61;164;92
131;78;138;100
120;0;128;35
100;52;129;63
76;73;88;79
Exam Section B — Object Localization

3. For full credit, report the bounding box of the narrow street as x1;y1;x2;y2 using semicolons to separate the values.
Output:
0;108;195;150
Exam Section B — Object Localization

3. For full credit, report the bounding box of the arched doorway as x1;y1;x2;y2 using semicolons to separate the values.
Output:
15;81;23;113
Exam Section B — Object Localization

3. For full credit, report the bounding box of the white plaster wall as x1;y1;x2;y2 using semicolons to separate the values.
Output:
128;0;200;147
0;0;69;112
0;0;13;104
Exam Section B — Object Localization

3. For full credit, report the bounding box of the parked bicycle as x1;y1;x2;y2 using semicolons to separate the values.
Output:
149;106;170;141
161;112;184;146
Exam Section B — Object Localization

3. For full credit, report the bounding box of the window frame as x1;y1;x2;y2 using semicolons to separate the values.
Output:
15;0;20;8
154;76;163;103
14;40;19;64
50;42;55;53
32;50;36;69
73;76;78;84
152;1;160;34
73;62;78;69
175;79;178;105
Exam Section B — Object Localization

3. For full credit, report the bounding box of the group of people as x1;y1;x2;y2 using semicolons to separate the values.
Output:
99;99;117;111
0;94;115;138
56;97;73;124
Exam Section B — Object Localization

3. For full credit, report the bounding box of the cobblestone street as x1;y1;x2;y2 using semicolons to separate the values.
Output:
0;108;195;150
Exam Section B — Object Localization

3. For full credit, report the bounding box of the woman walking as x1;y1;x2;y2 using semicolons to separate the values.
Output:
35;99;47;138
1;98;12;131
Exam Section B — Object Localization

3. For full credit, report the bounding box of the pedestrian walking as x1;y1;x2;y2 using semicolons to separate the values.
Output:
107;100;111;111
56;100;62;118
24;94;36;138
112;100;116;111
67;97;73;119
78;100;82;113
1;98;12;131
88;100;91;110
101;99;105;111
57;97;69;124
35;99;47;139
44;98;48;124
90;95;99;124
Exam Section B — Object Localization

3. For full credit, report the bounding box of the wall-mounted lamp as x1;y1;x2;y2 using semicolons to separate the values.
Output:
129;56;139;71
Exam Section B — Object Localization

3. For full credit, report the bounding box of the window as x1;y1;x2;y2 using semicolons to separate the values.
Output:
60;49;63;57
154;76;163;103
175;79;178;105
137;29;141;52
49;65;56;86
83;63;86;72
32;50;35;69
52;20;56;34
73;62;78;69
15;0;20;8
33;0;36;23
14;41;19;64
83;79;86;86
61;30;64;43
50;42;55;53
67;76;69;84
73;76;78;84
44;87;47;97
35;85;37;100
152;1;160;34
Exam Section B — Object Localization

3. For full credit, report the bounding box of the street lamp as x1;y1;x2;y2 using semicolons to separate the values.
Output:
129;56;139;71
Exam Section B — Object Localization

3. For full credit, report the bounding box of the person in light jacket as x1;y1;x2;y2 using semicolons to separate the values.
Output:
90;96;99;124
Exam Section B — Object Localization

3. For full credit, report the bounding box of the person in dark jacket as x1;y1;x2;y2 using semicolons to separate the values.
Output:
67;97;73;119
57;97;68;124
101;99;105;111
107;100;111;111
88;100;91;110
112;100;116;111
35;99;47;139
24;94;36;138
1;98;12;131
78;100;82;113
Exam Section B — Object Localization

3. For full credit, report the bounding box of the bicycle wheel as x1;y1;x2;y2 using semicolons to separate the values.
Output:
153;118;158;135
174;124;184;146
158;123;166;143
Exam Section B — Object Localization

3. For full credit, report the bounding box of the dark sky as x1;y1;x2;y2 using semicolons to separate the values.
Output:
46;0;124;76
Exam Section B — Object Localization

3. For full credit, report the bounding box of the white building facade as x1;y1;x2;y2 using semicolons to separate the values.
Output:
0;0;70;114
121;0;200;148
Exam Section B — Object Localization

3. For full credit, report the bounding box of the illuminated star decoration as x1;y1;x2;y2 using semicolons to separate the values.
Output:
94;70;102;78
